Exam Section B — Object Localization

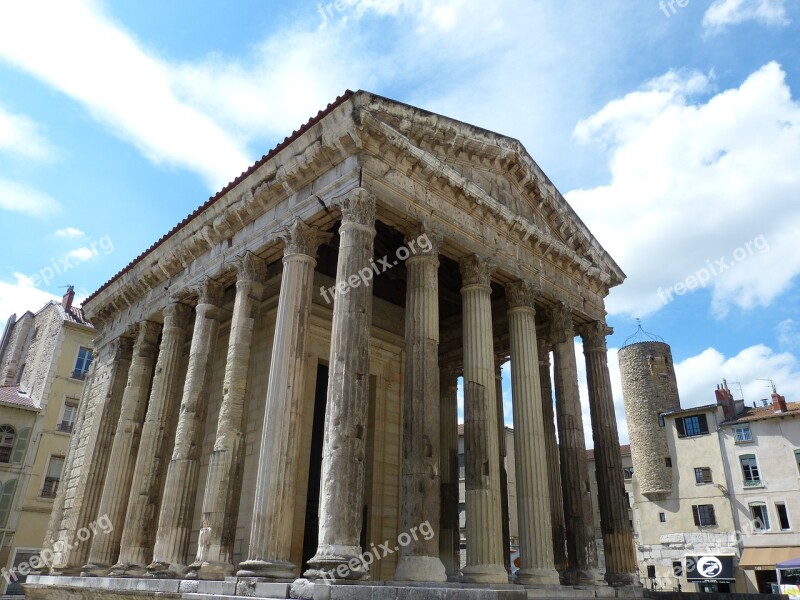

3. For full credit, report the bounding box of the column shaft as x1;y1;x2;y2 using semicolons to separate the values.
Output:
538;336;566;576
114;302;191;574
495;361;511;577
306;188;375;579
395;230;446;582
550;303;601;586
438;367;460;580
506;283;560;585
149;283;223;577
191;254;265;579
459;255;506;584
580;321;639;587
238;220;329;578
84;321;161;573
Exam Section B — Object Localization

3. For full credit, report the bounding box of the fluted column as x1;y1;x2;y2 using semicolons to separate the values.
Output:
84;321;161;574
148;282;223;577
439;366;460;580
306;188;375;579
506;282;560;585
459;255;506;584
495;359;511;577
190;253;265;580
538;336;566;576
113;302;191;575
395;228;446;582
550;303;601;586
579;321;639;587
238;220;330;579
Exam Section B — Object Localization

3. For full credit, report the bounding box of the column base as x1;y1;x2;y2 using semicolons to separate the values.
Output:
80;562;110;577
185;559;234;580
305;545;369;581
461;563;508;584
562;567;604;587
237;558;297;579
145;560;189;579
394;555;447;582
108;562;146;577
605;571;641;587
516;567;561;586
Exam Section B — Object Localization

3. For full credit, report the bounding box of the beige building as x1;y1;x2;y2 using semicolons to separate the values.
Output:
719;388;800;593
28;91;638;600
0;288;93;594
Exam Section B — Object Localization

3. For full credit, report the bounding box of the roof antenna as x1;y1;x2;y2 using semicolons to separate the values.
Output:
757;378;777;394
730;381;745;401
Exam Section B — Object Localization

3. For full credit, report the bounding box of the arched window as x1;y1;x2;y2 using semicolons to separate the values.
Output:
0;426;15;463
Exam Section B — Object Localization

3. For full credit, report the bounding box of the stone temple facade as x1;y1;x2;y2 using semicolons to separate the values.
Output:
27;91;639;599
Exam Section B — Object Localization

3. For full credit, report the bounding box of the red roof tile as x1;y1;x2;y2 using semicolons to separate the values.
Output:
724;401;800;424
83;90;355;307
0;385;39;411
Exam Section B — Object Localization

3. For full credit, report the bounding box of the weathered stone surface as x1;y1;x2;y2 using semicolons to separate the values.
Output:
550;303;601;586
438;367;460;580
459;255;506;585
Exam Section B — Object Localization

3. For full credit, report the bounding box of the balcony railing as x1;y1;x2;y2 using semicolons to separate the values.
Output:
57;422;74;433
40;479;59;498
71;370;88;381
744;478;763;487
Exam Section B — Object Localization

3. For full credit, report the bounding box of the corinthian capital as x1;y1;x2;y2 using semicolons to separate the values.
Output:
505;280;540;310
334;187;375;227
577;320;613;353
459;254;494;287
280;218;332;257
548;301;575;344
234;252;267;284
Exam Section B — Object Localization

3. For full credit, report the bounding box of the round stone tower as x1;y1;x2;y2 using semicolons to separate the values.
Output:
618;325;680;498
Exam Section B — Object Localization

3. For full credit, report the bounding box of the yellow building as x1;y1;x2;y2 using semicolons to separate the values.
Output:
0;288;93;594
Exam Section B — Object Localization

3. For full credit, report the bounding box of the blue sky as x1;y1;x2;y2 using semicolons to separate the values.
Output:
1;0;799;445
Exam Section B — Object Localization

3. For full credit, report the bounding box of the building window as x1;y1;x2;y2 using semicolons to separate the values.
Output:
734;425;752;442
665;457;672;468
6;549;40;595
676;414;709;437
658;414;665;427
740;454;761;486
623;466;634;480
659;512;666;522
750;503;770;532
694;467;713;484
72;346;93;380
776;503;791;531
647;565;656;579
795;449;800;475
673;560;684;577
41;455;65;498
692;504;717;527
457;452;465;479
58;398;79;433
0;425;15;463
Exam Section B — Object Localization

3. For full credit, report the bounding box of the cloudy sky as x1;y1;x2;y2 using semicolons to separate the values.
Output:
0;0;798;445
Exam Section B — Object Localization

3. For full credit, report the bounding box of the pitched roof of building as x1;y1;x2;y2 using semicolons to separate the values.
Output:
721;401;800;425
586;444;630;460
0;385;39;411
33;300;93;328
83;90;355;306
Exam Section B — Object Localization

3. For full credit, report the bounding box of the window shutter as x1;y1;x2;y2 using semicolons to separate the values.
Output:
698;414;709;434
0;479;16;527
692;505;700;526
709;505;716;525
11;427;31;464
676;418;686;437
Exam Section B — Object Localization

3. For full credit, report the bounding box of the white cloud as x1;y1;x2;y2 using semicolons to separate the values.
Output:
66;247;95;262
776;318;799;349
0;104;54;161
704;0;789;31
0;274;60;322
0;178;60;218
567;62;800;318
55;227;85;238
0;1;252;190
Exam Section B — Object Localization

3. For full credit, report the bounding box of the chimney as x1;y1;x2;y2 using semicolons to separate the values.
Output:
715;381;735;420
62;285;75;311
772;392;788;413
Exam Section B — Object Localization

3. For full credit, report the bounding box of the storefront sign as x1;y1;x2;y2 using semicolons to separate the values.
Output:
686;555;735;582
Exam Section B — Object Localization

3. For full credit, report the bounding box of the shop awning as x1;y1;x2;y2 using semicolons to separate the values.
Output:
740;547;800;568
